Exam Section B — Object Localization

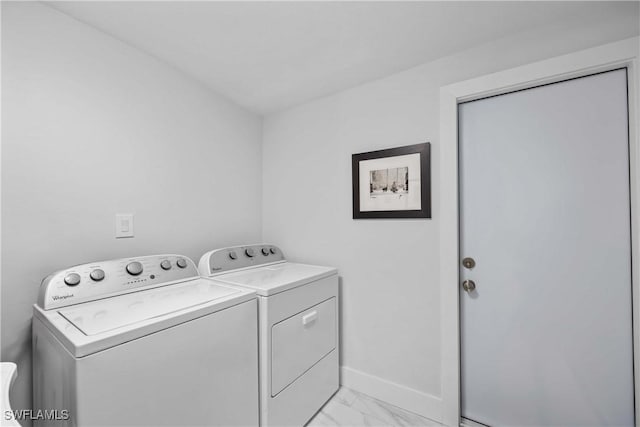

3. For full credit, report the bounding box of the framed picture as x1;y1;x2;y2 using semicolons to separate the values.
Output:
352;142;431;219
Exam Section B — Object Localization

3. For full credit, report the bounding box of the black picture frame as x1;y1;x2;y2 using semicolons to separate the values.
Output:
352;142;431;219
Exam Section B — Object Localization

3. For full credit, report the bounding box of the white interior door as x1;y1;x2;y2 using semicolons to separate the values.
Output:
459;69;634;426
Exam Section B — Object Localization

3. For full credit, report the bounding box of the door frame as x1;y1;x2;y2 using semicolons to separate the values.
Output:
438;36;640;427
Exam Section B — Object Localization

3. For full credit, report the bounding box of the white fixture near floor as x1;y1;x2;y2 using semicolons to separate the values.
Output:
1;363;21;427
199;244;339;426
32;254;259;427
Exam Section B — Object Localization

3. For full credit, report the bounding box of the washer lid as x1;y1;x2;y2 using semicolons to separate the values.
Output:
33;278;256;357
214;262;337;296
59;278;241;336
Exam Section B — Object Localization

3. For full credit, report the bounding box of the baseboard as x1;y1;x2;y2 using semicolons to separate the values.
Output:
340;366;443;423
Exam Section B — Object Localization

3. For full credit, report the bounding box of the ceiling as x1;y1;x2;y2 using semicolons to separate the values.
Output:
47;1;639;114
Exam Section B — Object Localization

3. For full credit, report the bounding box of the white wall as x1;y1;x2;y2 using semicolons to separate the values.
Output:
262;16;640;420
1;2;262;420
3;1;639;424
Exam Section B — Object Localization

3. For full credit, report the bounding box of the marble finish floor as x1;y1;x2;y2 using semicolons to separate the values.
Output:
307;387;443;427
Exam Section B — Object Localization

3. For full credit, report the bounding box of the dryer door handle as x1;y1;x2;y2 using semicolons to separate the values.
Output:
302;311;318;326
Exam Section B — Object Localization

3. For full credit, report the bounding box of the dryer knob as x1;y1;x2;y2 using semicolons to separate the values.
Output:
126;261;143;276
64;273;81;286
269;247;277;255
160;260;172;270
176;258;188;269
89;269;105;281
245;248;255;258
261;248;269;256
229;251;238;260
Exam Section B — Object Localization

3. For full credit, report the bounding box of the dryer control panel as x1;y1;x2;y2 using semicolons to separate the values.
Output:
37;254;199;310
198;244;285;276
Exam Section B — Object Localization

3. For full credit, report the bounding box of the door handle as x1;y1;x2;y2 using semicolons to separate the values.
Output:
302;311;318;326
462;280;476;293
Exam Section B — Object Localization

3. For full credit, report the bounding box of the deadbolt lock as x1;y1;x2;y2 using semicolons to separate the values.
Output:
462;257;476;269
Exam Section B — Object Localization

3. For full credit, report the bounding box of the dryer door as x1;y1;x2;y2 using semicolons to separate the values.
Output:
271;297;336;396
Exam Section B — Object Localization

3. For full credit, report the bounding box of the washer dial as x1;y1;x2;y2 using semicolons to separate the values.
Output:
126;261;143;276
89;269;105;281
64;273;81;286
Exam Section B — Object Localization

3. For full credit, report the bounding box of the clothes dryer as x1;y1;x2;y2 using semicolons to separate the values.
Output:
199;245;339;426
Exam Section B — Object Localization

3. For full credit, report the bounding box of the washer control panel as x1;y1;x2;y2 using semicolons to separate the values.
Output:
38;254;199;310
199;244;285;275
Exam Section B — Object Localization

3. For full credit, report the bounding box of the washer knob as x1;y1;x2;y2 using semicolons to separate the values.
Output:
176;258;188;269
160;260;172;270
126;261;143;276
245;248;255;258
270;247;277;255
64;273;81;286
261;247;269;256
229;251;238;260
89;269;105;282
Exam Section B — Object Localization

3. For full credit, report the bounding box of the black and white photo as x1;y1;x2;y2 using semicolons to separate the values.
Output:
352;142;431;219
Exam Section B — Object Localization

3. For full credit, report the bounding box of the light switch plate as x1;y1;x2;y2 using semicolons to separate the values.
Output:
115;214;134;238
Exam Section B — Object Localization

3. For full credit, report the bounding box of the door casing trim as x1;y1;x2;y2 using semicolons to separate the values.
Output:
438;36;640;427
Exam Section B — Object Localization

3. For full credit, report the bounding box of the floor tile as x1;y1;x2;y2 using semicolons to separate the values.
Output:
307;387;442;427
333;387;360;407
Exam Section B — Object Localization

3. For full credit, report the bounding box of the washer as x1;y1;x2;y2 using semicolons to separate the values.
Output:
199;244;339;427
32;254;259;427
